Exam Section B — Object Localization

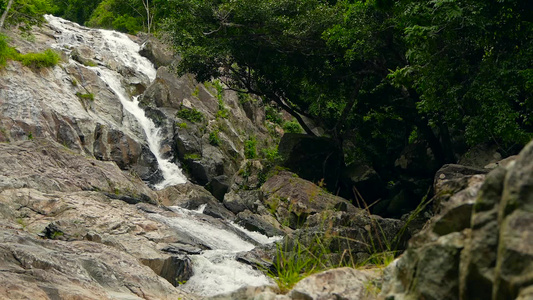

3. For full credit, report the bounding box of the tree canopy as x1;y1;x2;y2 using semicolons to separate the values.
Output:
161;0;532;167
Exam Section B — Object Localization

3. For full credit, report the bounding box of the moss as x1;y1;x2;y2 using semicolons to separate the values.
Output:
184;153;201;160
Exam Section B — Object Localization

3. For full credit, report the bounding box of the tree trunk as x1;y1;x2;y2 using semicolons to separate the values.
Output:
0;0;14;29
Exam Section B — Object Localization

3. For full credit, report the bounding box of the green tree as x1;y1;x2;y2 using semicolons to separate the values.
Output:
0;0;53;31
391;0;533;152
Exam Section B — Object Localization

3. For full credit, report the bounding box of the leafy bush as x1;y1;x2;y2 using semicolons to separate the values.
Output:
0;34;11;67
18;49;61;68
75;92;94;100
261;146;281;162
209;130;221;146
282;121;303;134
176;108;204;123
265;105;283;125
244;136;257;159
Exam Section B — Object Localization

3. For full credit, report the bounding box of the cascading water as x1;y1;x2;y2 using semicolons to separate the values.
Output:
45;15;280;297
45;15;186;189
150;207;280;296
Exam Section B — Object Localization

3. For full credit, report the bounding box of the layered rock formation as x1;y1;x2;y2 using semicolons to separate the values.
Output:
380;140;533;300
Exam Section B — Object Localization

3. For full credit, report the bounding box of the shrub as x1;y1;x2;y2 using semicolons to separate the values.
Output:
176;108;204;123
265;105;283;125
283;120;303;133
75;92;94;101
209;130;221;146
18;49;61;68
244;136;257;159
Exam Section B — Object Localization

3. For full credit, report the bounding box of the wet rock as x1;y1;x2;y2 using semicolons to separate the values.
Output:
156;183;235;220
223;190;262;214
206;175;230;201
162;243;203;255
278;133;344;193
236;210;285;237
141;255;194;287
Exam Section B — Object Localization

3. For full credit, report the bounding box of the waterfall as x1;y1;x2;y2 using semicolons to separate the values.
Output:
45;15;186;189
45;15;280;297
150;207;280;296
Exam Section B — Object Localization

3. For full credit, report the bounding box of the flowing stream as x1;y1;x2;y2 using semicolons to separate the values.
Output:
46;15;186;189
45;15;278;297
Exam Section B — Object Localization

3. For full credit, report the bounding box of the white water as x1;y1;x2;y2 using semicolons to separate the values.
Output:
45;15;279;297
45;15;186;189
151;207;279;296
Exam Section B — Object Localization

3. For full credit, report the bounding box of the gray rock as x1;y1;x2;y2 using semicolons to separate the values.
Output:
288;267;380;300
139;36;176;68
237;210;285;237
493;141;533;299
380;140;533;300
261;172;358;229
0;228;195;300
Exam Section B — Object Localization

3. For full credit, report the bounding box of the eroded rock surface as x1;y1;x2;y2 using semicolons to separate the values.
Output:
380;141;532;300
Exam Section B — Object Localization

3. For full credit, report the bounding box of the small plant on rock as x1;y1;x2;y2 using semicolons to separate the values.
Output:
209;130;221;146
244;136;257;159
176;107;204;123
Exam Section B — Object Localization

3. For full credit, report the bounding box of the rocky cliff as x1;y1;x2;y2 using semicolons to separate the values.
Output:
1;15;531;300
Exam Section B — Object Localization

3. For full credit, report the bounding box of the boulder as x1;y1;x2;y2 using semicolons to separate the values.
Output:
380;140;533;300
343;162;386;204
261;172;358;229
288;267;380;300
0;228;194;300
236;210;285;237
156;183;235;220
139;36;176;68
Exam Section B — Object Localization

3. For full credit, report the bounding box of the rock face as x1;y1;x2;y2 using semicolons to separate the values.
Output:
0;139;198;299
380;140;533;300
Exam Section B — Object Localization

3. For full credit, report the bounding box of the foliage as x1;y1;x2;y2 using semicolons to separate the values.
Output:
184;153;201;160
0;33;16;67
1;0;53;31
162;0;533;178
282;120;303;134
75;92;94;101
265;105;283;125
208;130;220;146
244;136;257;159
17;48;60;68
46;0;102;25
176;107;204;123
0;36;60;69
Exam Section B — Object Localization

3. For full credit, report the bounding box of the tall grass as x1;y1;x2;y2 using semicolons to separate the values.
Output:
0;33;60;69
263;186;434;292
